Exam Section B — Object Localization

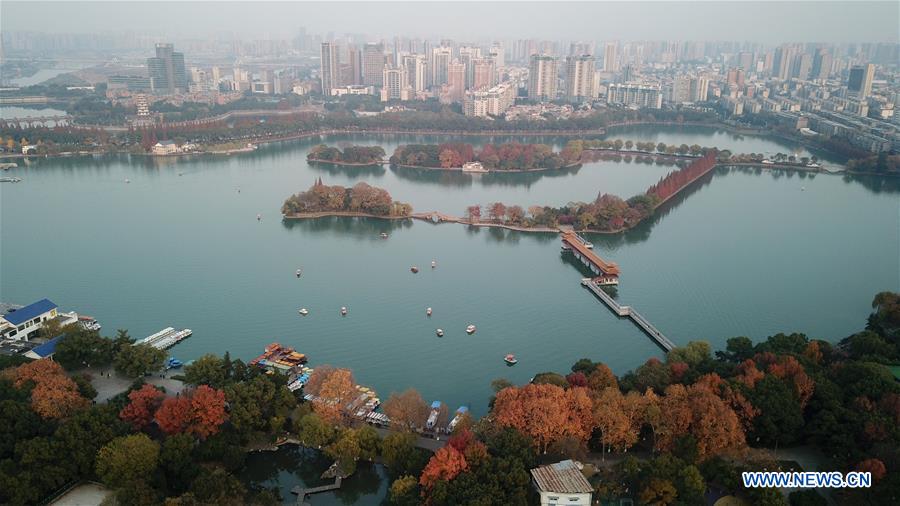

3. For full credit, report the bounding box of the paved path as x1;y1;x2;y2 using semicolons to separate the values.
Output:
78;367;186;402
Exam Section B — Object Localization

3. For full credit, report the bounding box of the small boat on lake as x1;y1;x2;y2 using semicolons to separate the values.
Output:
504;354;518;365
411;266;419;273
296;269;302;278
431;260;436;268
125;178;130;183
466;324;476;335
436;328;444;337
257;213;261;221
380;232;388;239
341;306;348;316
298;308;309;316
426;307;432;316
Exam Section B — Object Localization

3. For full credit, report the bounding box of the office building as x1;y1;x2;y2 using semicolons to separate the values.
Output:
528;54;558;100
363;43;385;87
848;63;875;99
431;46;453;87
320;42;341;94
565;54;595;102
147;43;187;95
381;65;411;101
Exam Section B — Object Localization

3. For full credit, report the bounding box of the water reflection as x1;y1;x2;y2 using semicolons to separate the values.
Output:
281;215;414;238
240;445;387;505
309;162;387;178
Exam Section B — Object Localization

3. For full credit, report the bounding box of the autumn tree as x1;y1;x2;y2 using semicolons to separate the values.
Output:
3;359;89;419
656;383;745;459
155;385;227;438
383;388;430;431
325;428;361;476
419;446;468;490
588;363;619;392
119;384;166;430
639;477;678;506
492;383;594;454
307;367;357;424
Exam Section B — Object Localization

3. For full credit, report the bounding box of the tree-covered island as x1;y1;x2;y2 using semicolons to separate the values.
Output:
282;179;412;218
306;144;387;166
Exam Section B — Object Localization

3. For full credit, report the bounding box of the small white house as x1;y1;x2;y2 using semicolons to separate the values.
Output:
531;460;593;506
152;140;179;155
462;161;488;173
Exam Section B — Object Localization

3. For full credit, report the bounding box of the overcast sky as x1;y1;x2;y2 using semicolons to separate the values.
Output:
2;1;899;43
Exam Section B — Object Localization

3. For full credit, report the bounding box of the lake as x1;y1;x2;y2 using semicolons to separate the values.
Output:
1;126;897;417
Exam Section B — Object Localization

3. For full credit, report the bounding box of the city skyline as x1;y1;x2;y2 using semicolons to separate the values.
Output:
2;1;899;43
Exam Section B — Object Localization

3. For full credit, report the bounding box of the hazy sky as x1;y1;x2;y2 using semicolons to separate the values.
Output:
2;1;899;43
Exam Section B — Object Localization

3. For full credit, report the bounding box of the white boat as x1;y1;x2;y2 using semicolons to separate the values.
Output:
410;266;419;273
341;306;348;316
298;308;309;316
257;213;261;221
125;178;131;183
296;269;302;277
801;186;806;191
431;260;436;268
504;354;518;365
436;328;444;337
380;232;388;239
466;324;476;334
426;307;433;316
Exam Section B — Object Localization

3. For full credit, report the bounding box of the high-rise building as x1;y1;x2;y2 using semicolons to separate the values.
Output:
363;43;385;87
772;45;796;80
690;76;709;102
670;75;692;103
811;49;832;80
848;63;874;99
320;42;341;94
791;53;812;80
603;43;619;72
458;46;481;89
464;81;517;117
431;46;453;87
564;54;595;102
489;44;504;68
401;54;427;92
446;60;466;102
607;83;662;109
348;46;363;85
472;58;497;90
147;43;187;95
527;54;558;101
381;65;410;101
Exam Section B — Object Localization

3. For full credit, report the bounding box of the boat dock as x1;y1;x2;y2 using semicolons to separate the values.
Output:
561;231;619;285
140;327;193;350
581;279;675;352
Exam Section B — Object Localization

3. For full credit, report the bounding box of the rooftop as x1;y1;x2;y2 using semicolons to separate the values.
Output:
1;298;57;326
26;334;64;359
530;460;593;495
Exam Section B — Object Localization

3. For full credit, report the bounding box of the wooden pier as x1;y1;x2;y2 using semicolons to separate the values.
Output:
581;279;675;352
291;476;342;505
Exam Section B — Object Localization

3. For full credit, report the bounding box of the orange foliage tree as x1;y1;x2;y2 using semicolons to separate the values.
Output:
308;367;357;425
383;388;430;431
492;383;595;454
657;383;745;459
155;385;227;438
3;359;89;419
119;384;166;430
419;446;468;490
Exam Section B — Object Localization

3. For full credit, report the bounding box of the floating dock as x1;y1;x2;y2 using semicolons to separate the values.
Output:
581;278;675;352
561;231;618;285
140;327;192;350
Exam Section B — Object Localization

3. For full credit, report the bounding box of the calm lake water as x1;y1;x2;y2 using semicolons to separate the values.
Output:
241;446;387;505
2;127;898;419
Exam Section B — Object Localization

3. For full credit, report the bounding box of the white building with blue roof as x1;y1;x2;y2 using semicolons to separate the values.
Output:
0;298;76;342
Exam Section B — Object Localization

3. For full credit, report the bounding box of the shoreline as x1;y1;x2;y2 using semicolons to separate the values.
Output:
307;157;386;167
392;160;582;173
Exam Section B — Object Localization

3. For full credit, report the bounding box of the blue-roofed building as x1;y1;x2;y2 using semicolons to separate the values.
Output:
1;298;76;342
24;334;64;360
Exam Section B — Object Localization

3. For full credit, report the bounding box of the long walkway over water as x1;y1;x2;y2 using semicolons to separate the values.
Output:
580;279;676;352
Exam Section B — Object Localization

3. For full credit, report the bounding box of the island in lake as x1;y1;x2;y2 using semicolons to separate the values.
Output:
306;144;387;166
282;178;412;218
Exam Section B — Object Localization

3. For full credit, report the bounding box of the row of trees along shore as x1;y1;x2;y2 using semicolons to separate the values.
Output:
389;142;582;170
281;179;412;217
464;150;719;231
0;291;897;505
306;144;386;165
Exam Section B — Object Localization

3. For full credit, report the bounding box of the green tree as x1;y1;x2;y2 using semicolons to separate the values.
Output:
666;341;711;367
183;354;227;388
160;433;199;493
53;326;116;370
114;343;165;378
356;425;382;461
325;428;361;476
382;431;428;477
96;434;160;488
747;375;805;446
295;413;336;448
